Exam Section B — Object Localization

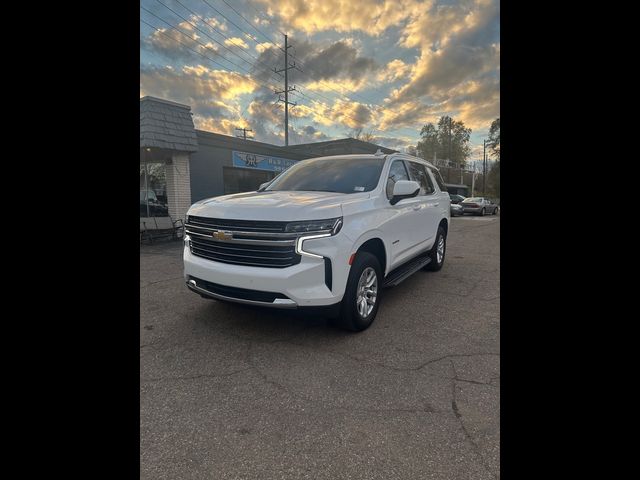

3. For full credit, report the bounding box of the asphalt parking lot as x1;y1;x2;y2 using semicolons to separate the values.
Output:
140;214;500;480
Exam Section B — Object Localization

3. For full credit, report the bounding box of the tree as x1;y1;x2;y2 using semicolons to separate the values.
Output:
488;118;500;161
487;160;500;199
346;127;376;143
405;145;417;156
416;116;472;168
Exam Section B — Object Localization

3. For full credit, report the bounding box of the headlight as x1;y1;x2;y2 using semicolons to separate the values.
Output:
292;217;343;258
285;217;342;234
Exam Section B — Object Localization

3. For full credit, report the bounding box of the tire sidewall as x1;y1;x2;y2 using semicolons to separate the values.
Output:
426;226;446;271
340;252;382;331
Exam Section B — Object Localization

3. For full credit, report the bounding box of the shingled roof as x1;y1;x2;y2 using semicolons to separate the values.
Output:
140;96;198;152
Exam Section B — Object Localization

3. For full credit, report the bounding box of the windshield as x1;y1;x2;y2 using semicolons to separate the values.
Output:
463;197;483;202
265;157;385;194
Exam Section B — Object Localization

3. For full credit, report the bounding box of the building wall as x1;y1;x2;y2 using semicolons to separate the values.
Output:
166;153;191;221
189;131;311;202
189;142;230;201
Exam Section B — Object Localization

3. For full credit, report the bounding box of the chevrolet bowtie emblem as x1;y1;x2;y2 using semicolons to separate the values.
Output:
212;230;233;241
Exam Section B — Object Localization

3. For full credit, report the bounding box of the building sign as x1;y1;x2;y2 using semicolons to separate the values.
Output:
232;151;297;173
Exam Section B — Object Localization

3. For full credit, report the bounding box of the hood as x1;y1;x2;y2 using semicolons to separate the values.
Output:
188;190;358;221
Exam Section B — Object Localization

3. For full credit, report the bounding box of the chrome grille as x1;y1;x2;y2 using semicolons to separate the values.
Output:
185;216;301;268
187;215;288;233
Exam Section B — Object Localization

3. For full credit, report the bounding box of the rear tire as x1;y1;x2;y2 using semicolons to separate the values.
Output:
335;252;382;332
479;208;485;216
425;226;446;271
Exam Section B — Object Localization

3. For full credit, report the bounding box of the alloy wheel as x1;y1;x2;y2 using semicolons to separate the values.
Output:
356;267;378;318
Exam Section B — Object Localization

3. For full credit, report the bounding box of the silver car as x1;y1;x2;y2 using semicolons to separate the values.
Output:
450;202;464;216
461;197;499;216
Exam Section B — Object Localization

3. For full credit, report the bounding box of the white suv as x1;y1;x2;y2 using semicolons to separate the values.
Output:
184;152;451;331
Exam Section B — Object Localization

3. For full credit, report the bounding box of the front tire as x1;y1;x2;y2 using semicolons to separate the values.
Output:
335;252;382;332
425;226;446;271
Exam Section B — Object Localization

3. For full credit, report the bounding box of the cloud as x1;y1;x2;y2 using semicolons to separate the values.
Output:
289;124;331;143
369;135;414;150
250;36;377;92
389;0;499;101
140;64;259;135
291;39;377;83
255;42;273;53
377;59;412;82
140;15;232;63
224;37;249;49
289;98;375;129
253;0;425;35
140;0;499;143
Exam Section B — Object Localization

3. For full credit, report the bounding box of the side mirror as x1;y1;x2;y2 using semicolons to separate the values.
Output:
258;182;269;191
390;180;420;205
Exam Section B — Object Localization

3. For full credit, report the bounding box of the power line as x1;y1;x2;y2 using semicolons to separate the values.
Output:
244;0;287;36
235;127;254;140
200;0;396;121
273;33;299;146
140;20;383;143
139;17;279;93
148;1;281;85
140;11;411;138
169;0;283;82
218;0;282;46
195;0;282;68
199;0;280;48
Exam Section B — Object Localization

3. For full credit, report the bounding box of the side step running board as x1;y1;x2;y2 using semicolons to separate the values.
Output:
383;255;431;288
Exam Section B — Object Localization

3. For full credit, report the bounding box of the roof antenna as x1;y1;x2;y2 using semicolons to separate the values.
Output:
375;148;383;155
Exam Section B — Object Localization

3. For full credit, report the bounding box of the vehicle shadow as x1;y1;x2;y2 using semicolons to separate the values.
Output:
192;297;353;345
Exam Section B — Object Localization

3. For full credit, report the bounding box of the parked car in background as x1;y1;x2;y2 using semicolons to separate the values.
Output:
449;193;464;216
461;197;499;216
450;203;464;216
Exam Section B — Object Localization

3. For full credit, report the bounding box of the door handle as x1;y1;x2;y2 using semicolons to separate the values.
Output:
434;203;439;207
413;205;421;211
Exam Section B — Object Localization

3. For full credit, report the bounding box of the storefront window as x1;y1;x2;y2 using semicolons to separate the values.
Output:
140;162;168;217
223;167;276;195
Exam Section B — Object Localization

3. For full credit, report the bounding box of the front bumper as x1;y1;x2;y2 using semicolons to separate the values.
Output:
183;234;352;307
186;277;298;307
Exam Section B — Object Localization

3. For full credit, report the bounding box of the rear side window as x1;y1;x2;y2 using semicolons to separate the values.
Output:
429;168;447;192
406;161;434;195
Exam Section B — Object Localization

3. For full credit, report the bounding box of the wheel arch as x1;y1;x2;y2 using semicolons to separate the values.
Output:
438;217;449;236
352;232;389;276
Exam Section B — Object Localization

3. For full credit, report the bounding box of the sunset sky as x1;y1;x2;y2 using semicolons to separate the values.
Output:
140;0;499;159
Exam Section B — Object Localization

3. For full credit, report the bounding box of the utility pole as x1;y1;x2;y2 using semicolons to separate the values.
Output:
483;139;487;196
274;34;299;146
235;127;253;140
449;116;453;168
471;161;476;197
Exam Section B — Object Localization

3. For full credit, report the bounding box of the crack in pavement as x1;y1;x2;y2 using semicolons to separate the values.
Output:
140;276;185;289
450;360;498;480
141;367;253;383
274;339;499;375
450;377;500;388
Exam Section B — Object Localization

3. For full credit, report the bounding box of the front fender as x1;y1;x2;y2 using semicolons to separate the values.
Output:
344;228;392;277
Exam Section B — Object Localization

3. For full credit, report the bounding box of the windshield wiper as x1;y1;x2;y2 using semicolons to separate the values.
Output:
300;189;343;193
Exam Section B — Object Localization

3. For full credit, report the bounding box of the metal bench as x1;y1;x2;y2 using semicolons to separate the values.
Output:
140;216;184;244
